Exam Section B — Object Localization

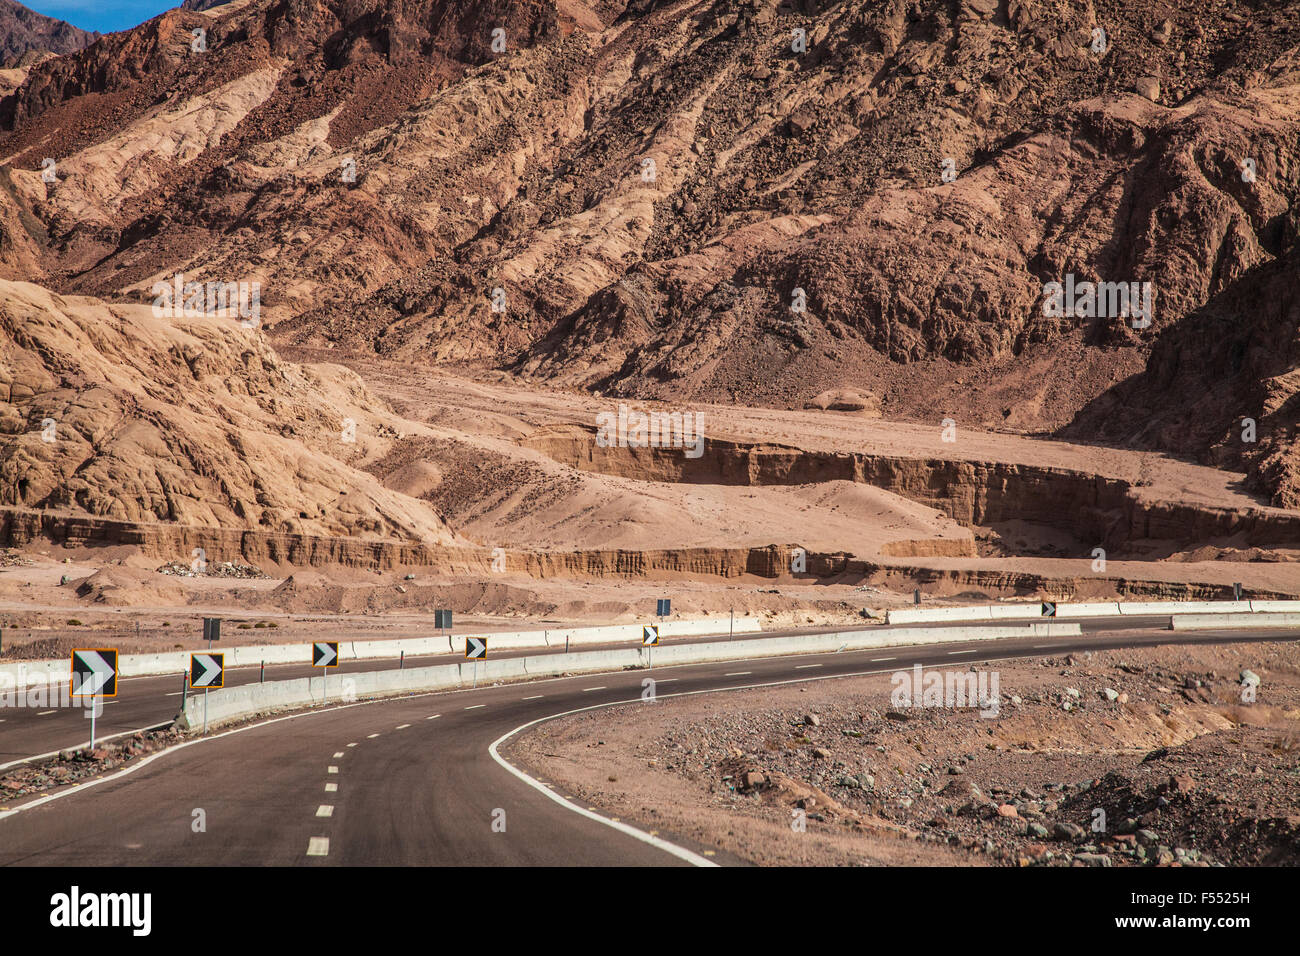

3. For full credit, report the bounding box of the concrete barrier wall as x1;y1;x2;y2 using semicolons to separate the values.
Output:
0;659;70;689
887;603;1120;624
0;616;763;687
887;600;1300;625
1171;613;1300;631
176;621;1080;730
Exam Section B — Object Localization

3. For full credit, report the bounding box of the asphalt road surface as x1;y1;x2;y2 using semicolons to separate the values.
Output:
0;624;1295;866
0;616;1173;766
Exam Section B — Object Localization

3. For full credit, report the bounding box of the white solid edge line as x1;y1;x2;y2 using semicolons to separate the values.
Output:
484;651;1081;869
0;654;806;821
0;721;173;772
488;710;719;868
0;688;454;821
1;629;1199;826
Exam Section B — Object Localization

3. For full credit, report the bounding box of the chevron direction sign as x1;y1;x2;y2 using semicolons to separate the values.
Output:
642;625;660;647
70;649;118;698
313;642;339;668
465;637;487;660
190;653;225;688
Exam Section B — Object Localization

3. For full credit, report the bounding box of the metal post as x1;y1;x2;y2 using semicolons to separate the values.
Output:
400;650;404;670
565;635;569;653
90;693;97;750
181;669;189;710
203;688;209;735
472;659;478;689
729;608;734;640
323;671;328;705
259;660;264;683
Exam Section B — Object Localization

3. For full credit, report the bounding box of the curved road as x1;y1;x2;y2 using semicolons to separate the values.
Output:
1;625;1295;866
0;616;1176;767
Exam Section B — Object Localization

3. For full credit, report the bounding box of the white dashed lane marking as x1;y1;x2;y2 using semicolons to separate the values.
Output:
325;783;337;793
465;704;485;710
327;766;339;774
333;752;344;758
426;715;440;720
522;695;543;700
582;687;605;692
316;806;334;818
724;672;751;677
367;734;380;738
795;664;822;669
307;837;329;857
347;743;357;747
871;657;895;662
395;724;410;730
37;711;56;716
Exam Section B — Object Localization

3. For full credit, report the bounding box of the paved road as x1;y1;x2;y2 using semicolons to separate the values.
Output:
0;616;1172;766
0;625;1294;866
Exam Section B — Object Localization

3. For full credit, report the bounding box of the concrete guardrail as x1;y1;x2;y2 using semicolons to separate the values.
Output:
0;616;763;688
176;621;1081;731
886;600;1300;626
1171;613;1300;631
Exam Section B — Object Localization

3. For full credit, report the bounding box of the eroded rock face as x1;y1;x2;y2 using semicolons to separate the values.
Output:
0;279;460;542
0;0;1297;504
0;0;98;65
1068;248;1300;509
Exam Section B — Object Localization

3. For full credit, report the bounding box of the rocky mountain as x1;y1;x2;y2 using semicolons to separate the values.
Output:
0;279;460;542
0;0;1296;504
0;0;98;64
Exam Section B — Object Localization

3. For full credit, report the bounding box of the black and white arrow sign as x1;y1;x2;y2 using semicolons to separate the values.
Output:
70;649;118;698
190;652;225;688
1041;602;1057;617
313;642;339;668
465;637;487;660
642;625;660;647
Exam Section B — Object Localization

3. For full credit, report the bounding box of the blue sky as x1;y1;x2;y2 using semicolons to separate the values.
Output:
24;0;176;34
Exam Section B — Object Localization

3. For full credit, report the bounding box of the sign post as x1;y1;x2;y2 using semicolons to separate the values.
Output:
202;617;222;646
189;653;224;734
466;637;487;688
642;625;659;668
435;609;453;638
70;649;117;751
313;641;339;702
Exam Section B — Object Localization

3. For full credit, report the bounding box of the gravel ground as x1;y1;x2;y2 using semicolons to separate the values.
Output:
507;641;1300;866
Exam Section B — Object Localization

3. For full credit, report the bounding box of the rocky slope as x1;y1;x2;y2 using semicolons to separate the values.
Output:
0;0;97;64
0;279;460;542
0;0;1296;505
509;640;1300;866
